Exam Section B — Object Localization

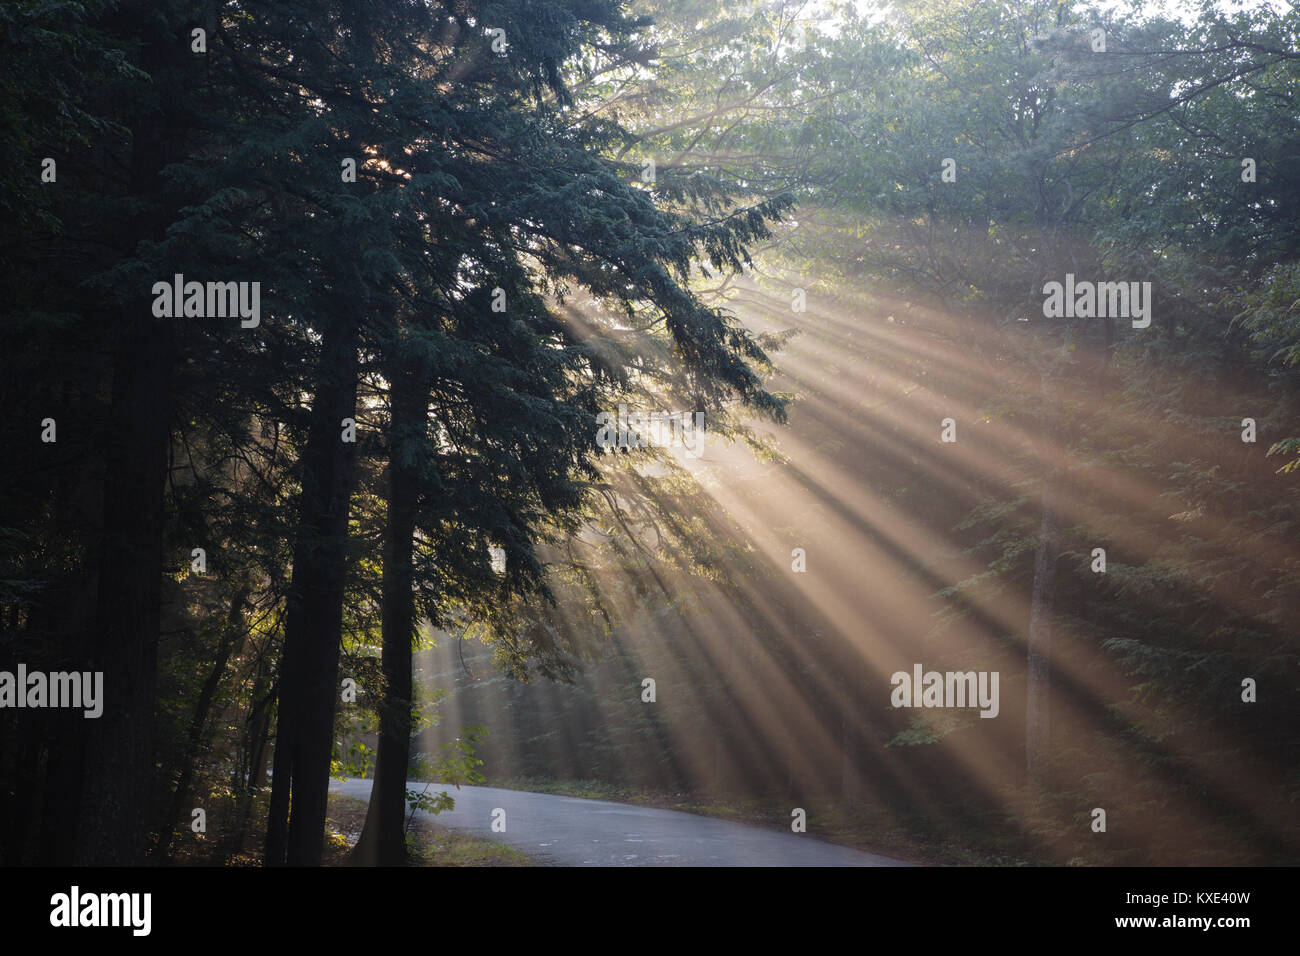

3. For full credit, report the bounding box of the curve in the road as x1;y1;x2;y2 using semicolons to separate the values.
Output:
330;778;915;867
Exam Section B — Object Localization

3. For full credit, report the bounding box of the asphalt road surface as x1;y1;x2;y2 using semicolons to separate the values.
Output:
330;777;914;866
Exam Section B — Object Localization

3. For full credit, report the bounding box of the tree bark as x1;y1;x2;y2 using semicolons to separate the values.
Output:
353;365;423;866
74;2;190;866
266;314;359;866
77;305;172;865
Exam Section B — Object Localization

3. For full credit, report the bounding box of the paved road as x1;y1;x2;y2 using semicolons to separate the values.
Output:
330;778;914;866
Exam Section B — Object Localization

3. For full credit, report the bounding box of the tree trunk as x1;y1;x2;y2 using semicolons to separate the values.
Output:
74;2;190;866
232;675;274;854
77;305;172;865
353;366;423;865
266;315;359;866
154;587;249;860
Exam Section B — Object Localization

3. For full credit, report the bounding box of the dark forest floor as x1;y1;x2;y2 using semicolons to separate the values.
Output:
321;794;533;866
165;791;531;866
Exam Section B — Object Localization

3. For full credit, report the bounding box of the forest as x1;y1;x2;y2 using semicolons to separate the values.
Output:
1;0;1297;869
